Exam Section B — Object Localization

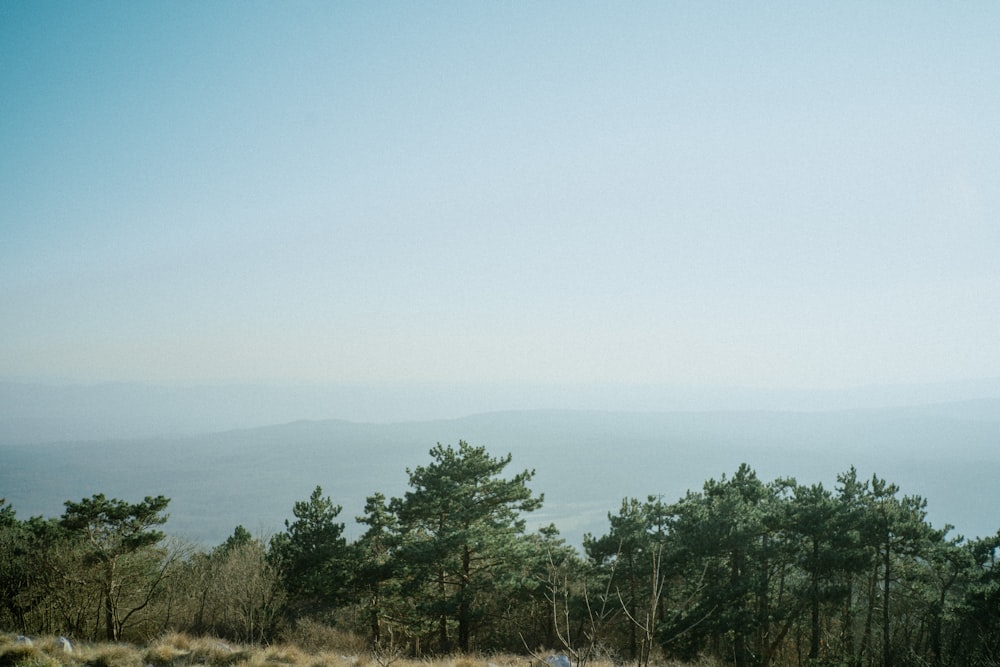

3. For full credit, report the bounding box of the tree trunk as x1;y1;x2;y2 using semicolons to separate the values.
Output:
810;538;821;661
438;566;449;652
104;559;117;641
859;566;877;667
842;575;856;665
628;554;638;661
732;550;748;667
458;545;471;652
926;607;938;667
369;590;381;646
104;586;116;641
882;545;891;667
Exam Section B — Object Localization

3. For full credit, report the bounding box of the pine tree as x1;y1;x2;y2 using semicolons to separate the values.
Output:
390;441;542;653
269;486;349;619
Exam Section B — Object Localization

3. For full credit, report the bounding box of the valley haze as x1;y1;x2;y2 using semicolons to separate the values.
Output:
2;379;998;551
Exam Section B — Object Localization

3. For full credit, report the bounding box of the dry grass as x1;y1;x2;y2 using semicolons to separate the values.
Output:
84;644;145;667
284;620;367;656
140;633;248;667
146;642;190;667
187;640;247;667
0;633;723;667
0;642;61;667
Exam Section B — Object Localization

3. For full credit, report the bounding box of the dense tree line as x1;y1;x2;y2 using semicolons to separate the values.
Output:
2;441;999;666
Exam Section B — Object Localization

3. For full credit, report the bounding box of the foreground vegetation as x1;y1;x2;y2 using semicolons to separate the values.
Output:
0;632;645;667
2;441;999;667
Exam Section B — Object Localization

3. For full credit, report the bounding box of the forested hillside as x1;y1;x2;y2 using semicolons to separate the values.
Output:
2;441;998;667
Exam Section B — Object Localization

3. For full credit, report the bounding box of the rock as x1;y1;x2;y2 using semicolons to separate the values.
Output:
544;655;571;667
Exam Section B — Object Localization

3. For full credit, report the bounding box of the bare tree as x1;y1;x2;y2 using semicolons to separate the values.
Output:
523;545;618;667
215;537;286;644
615;542;667;667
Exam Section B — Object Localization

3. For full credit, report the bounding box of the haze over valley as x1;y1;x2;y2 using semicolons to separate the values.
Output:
3;380;999;549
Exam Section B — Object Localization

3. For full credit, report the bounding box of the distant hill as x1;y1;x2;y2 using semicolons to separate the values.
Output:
4;377;1000;443
2;404;999;548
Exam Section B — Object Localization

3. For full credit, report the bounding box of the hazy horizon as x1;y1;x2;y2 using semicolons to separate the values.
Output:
3;4;999;392
3;375;1000;446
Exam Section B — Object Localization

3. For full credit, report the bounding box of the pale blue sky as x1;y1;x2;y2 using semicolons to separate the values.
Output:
2;2;999;391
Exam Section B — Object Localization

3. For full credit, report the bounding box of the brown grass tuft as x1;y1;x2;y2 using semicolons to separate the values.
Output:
85;645;144;667
263;644;306;665
305;653;358;667
0;644;61;667
154;633;196;653
144;640;190;667
187;639;247;667
284;620;366;656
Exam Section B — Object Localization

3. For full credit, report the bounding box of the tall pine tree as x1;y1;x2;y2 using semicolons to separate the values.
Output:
390;442;542;653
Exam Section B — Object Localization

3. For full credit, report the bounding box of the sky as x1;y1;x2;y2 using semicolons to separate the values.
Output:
3;2;999;394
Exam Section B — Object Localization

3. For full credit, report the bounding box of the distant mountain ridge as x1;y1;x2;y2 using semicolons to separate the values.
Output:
3;377;1000;444
3;403;998;549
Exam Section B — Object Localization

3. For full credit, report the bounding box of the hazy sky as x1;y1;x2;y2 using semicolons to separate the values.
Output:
3;3;999;391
